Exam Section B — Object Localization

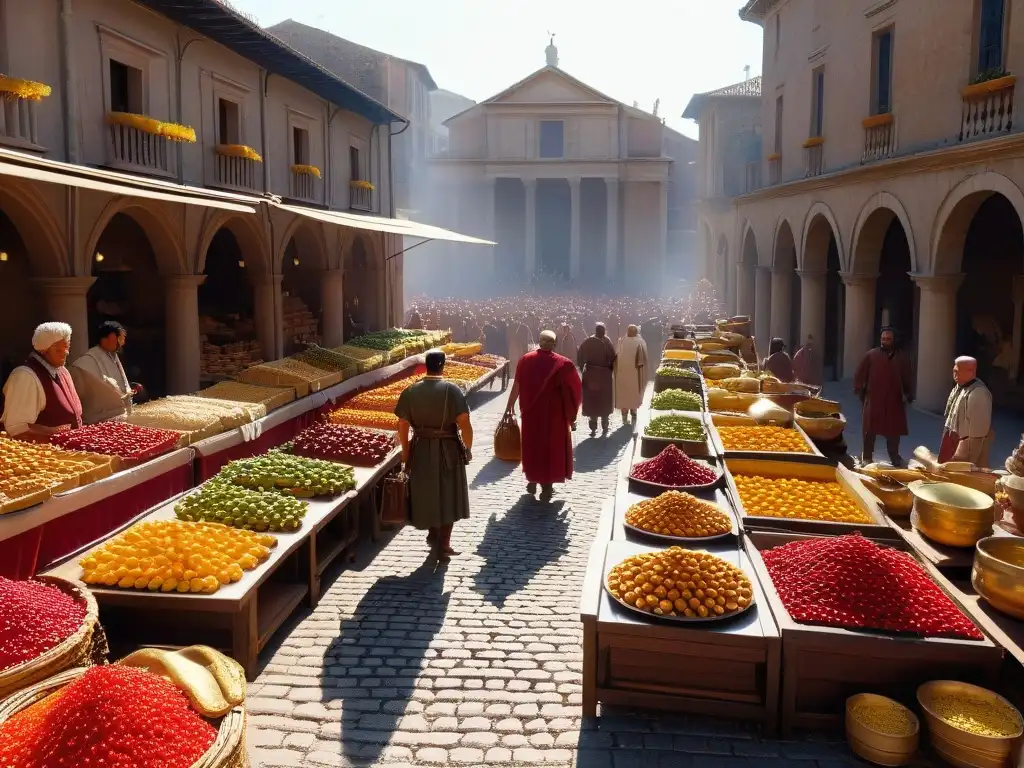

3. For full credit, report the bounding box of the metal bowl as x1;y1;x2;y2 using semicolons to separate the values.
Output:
909;481;995;547
794;413;847;442
917;680;1023;762
845;694;919;766
999;474;1024;510
972;536;1024;619
928;730;1009;768
859;475;914;517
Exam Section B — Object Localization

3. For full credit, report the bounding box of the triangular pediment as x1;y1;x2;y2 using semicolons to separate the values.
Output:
488;67;616;105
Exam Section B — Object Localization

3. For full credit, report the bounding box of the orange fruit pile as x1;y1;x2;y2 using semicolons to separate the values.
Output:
717;425;809;453
732;474;872;523
625;491;731;538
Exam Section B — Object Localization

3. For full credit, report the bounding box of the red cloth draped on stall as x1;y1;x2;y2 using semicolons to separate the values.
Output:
516;350;582;485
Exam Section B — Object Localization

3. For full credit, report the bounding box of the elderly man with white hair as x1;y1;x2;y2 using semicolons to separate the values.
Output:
1;322;83;440
939;356;994;467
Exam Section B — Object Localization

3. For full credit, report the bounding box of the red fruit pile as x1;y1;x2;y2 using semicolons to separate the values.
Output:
631;444;718;486
0;577;87;672
0;665;216;768
292;421;395;466
762;534;983;640
51;421;179;462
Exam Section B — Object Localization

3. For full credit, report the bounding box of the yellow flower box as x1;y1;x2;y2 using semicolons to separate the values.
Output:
107;112;197;143
802;136;825;148
0;75;51;101
349;179;375;191
291;164;322;178
861;113;894;129
215;144;263;162
766;152;781;162
961;74;1017;99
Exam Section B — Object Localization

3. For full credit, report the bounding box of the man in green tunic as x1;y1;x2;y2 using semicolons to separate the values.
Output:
395;350;474;564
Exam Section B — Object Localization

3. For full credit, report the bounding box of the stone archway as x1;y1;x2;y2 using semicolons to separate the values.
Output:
715;234;730;314
83;198;186;278
736;223;758;318
344;233;383;338
280;221;330;355
800;209;844;380
770;219;798;349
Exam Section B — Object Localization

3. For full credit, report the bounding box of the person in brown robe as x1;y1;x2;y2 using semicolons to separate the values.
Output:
762;338;795;382
578;323;617;435
853;327;916;466
792;335;822;386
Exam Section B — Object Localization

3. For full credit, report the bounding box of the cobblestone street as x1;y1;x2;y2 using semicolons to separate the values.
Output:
246;388;860;768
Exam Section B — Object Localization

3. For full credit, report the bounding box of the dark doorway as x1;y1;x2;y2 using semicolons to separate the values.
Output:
874;219;915;356
824;236;843;380
536;179;570;278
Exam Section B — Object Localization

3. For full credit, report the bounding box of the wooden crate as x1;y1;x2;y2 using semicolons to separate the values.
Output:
637;409;717;459
744;530;1004;736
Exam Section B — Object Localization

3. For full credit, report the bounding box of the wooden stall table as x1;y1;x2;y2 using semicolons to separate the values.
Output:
0;448;195;579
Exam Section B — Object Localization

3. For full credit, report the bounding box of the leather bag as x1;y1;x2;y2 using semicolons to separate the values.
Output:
493;413;522;463
379;470;410;526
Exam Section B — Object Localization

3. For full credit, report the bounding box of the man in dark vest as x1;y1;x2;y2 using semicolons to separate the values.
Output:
1;322;83;440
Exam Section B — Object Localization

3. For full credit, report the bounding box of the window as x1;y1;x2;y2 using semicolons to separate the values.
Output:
872;28;894;115
217;98;239;145
774;95;784;153
775;12;782;60
978;0;1006;74
292;126;309;165
109;59;142;114
349;146;362;181
539;120;564;158
811;68;825;137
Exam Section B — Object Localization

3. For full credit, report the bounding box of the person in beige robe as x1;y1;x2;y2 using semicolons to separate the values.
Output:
614;325;647;423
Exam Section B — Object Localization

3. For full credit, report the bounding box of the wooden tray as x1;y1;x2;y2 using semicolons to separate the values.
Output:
627;461;724;495
638;410;716;460
708;415;829;463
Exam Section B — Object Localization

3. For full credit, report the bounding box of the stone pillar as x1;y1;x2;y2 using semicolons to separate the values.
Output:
841;273;878;380
754;267;772;350
320;269;345;348
483;177;497;276
1011;275;1024;380
31;276;95;361
736;263;755;317
769;268;793;346
914;274;965;412
797;270;827;379
658;180;669;288
163;274;205;396
524;178;537;279
569;176;581;281
605;178;618;280
253;274;283;362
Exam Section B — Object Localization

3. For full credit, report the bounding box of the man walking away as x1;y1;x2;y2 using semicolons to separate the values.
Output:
578;323;617;435
505;330;582;502
939;356;994;467
615;325;648;424
853;327;915;467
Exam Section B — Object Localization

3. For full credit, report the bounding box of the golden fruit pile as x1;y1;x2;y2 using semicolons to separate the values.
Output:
607;548;754;618
733;474;872;523
717;425;810;453
80;520;276;594
327;408;400;431
0;437;111;511
347;376;423;411
442;361;489;383
625;491;732;538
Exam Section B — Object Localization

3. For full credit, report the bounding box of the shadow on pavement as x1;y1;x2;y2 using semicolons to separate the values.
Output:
469;454;519;489
573;426;634;474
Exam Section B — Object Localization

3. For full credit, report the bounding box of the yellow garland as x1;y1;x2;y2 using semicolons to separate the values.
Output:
107;112;197;143
349;179;375;191
291;164;322;178
215;144;264;162
0;75;52;101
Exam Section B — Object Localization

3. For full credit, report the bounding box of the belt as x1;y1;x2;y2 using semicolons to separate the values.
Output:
413;428;458;440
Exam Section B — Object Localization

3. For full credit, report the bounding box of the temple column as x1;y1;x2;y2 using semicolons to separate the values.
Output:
736;263;755;318
163;274;205;395
914;274;965;412
31;276;95;361
841;273;878;380
253;274;283;362
606;178;618;280
569;176;581;281
769;268;793;345
320;269;345;348
754;266;772;350
524;178;537;280
797;270;827;380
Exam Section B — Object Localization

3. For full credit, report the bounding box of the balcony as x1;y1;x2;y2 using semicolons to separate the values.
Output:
803;137;824;178
960;75;1016;142
767;154;781;185
213;145;263;193
0;99;43;151
290;165;320;202
108;123;173;177
862;113;897;163
349;181;373;212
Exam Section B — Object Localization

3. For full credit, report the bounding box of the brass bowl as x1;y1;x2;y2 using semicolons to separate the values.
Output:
859;476;914;517
846;694;919;766
1000;474;1024;510
972;536;1024;619
929;730;1010;768
794;397;842;417
909;481;995;547
795;413;847;442
917;681;1023;762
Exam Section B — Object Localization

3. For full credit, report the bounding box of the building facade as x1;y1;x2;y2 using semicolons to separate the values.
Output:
690;0;1024;412
429;42;695;295
0;0;483;400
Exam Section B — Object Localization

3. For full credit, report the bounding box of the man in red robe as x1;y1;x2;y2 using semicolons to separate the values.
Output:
853;327;915;466
505;330;582;502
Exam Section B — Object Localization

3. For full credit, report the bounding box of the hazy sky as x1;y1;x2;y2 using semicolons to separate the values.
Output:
229;0;764;138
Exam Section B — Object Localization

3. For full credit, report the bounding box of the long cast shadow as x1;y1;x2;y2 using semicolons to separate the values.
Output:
572;426;634;474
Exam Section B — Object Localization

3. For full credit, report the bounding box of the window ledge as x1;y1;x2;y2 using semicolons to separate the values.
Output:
962;75;1017;99
862;113;894;129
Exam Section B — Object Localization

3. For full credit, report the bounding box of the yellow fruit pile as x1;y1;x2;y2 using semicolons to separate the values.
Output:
607;547;754;618
347;375;423;411
443;361;489;383
80;520;276;594
0;436;112;512
717;425;810;453
327;408;400;431
625;491;732;538
732;474;872;523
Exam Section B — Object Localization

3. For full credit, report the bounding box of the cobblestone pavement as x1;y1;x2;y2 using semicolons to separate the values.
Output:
246;388;864;768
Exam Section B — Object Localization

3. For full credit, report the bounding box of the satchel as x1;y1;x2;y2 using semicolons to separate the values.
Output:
494;413;522;463
379;470;410;526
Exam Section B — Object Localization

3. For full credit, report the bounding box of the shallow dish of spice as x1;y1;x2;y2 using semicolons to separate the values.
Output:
629;444;721;491
0;577;87;673
624;490;734;542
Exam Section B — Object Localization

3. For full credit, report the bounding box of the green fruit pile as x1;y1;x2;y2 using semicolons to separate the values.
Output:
645;414;707;442
295;345;356;373
174;480;308;532
348;329;429;352
218;451;356;498
656;366;701;379
652;389;703;412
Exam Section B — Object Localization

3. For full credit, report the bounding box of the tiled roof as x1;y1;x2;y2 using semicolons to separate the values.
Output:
682;76;761;120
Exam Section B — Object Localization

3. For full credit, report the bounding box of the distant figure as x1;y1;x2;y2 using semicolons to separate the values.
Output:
792;335;822;386
578;323;617;435
614;325;648;424
762;337;794;382
407;309;423;330
853;327;915;467
939;356;994;467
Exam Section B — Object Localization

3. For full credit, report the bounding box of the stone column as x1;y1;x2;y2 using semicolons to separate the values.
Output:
524;178;537;279
569;176;581;281
163;274;205;395
31;276;96;361
770;268;793;346
253;274;283;362
605;178;618;280
841;273;878;380
483;177;497;276
754;266;772;349
914;274;964;412
320;269;345;348
736;263;755;317
658;180;669;287
1011;275;1024;380
797;270;827;379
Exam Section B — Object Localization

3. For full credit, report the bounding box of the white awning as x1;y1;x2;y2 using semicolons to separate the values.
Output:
273;201;495;245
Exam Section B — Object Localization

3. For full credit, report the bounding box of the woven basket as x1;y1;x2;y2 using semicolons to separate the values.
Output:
0;576;107;700
0;667;247;768
494;413;522;463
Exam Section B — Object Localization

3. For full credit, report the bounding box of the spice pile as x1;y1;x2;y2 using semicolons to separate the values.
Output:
0;578;87;672
717;425;810;453
607;547;754;618
50;421;180;462
625;491;732;538
347;375;422;411
931;693;1022;737
291;422;394;466
327;408;400;432
849;697;918;737
644;414;706;442
733;474;872;523
651;389;703;412
656;366;701;380
761;534;983;639
0;665;216;768
630;445;717;487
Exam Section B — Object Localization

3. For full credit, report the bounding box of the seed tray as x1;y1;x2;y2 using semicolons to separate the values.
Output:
638;409;717;460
